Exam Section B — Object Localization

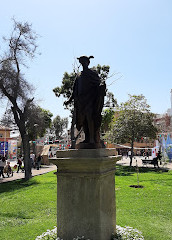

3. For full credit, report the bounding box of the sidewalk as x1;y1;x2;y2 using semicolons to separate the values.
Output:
0;164;57;183
117;156;172;170
1;156;171;184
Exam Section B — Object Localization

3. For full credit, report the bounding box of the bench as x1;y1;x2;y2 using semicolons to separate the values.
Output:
142;158;159;167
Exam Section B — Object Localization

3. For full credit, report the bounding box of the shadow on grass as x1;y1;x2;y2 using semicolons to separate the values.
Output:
0;211;33;220
0;178;39;194
115;164;169;176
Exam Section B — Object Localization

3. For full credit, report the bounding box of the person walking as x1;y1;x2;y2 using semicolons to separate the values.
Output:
17;155;23;173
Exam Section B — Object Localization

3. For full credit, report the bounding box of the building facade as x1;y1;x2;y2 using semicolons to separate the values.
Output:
0;126;12;156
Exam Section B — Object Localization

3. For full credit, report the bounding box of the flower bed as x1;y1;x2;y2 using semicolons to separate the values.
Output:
35;225;144;240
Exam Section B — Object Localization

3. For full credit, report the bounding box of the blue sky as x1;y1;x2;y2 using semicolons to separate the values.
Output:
0;0;172;120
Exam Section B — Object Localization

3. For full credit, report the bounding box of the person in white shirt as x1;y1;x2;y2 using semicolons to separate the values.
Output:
128;150;131;157
128;150;132;165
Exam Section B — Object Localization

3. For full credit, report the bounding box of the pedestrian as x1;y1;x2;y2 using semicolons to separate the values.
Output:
36;154;42;170
128;149;132;166
30;152;35;168
128;149;131;158
0;156;6;178
146;151;149;159
17;155;23;173
4;161;13;176
157;150;162;165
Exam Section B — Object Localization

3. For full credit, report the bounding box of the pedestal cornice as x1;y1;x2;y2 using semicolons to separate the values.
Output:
49;149;121;177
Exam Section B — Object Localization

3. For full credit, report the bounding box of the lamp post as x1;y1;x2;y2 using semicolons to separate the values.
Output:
33;124;38;155
3;127;6;157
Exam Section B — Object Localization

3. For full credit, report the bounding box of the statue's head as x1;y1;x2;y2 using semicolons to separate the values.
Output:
77;56;94;68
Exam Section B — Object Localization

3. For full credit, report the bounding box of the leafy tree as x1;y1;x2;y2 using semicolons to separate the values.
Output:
53;115;68;139
110;94;158;166
1;106;52;141
104;91;117;108
53;64;116;147
101;91;118;133
0;18;39;180
101;108;115;133
53;71;76;111
26;106;53;140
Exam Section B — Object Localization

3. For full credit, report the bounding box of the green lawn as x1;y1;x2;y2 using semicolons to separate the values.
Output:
0;166;172;240
115;165;172;240
0;171;57;240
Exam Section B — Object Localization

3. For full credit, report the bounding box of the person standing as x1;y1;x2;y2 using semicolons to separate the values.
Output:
30;152;35;168
146;151;149;159
36;154;42;170
0;156;6;178
128;149;132;166
128;149;131;158
157;150;162;165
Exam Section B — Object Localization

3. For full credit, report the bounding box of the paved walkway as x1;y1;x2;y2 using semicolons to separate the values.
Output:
117;156;172;170
0;163;57;183
1;156;171;183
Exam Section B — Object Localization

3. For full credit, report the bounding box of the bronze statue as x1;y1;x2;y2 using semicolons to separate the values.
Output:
65;56;106;148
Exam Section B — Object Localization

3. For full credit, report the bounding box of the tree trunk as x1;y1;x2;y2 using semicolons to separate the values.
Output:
11;106;32;181
130;138;134;167
22;133;32;180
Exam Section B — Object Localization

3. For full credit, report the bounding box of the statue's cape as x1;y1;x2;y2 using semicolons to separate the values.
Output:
74;69;100;96
72;69;106;131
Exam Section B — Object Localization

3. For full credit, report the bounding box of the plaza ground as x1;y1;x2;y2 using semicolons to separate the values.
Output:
0;160;56;183
1;155;172;183
117;155;172;170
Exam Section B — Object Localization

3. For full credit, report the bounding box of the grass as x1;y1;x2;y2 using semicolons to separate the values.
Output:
115;165;172;240
0;171;57;240
0;166;172;240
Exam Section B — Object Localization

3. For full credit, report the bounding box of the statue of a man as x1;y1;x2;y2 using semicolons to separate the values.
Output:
65;56;106;148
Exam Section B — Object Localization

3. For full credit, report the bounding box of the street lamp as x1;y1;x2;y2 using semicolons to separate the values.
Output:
3;127;6;157
33;124;39;155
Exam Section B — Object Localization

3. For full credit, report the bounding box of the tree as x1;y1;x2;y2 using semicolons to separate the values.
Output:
53;64;115;148
101;91;118;133
26;106;53;140
26;106;53;155
1;105;52;141
101;108;115;133
110;94;158;166
0;18;39;180
104;91;117;108
53;115;68;139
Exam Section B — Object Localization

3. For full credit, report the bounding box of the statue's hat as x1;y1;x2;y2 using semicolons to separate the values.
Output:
77;56;94;63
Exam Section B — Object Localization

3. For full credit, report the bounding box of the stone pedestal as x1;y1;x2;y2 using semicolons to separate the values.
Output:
50;149;121;240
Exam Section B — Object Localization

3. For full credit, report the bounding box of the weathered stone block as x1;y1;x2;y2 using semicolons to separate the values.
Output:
50;149;121;240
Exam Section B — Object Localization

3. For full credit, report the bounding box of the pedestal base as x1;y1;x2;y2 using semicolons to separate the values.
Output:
76;142;102;149
50;149;121;240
